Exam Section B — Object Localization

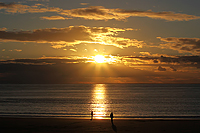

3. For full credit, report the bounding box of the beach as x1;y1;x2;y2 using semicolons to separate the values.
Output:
1;117;200;133
1;84;200;132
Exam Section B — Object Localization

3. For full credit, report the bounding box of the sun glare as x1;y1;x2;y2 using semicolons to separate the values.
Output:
94;55;105;63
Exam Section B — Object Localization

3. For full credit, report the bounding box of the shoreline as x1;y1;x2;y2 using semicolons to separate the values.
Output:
1;115;200;120
1;117;200;133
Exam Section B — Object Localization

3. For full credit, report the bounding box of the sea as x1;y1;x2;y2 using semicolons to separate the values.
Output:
0;84;200;119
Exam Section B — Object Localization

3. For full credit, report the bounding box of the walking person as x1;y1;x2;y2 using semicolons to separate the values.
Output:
110;112;113;123
110;112;117;132
90;111;93;120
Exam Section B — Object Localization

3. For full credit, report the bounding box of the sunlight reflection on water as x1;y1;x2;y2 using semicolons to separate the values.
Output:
90;84;109;119
1;84;200;118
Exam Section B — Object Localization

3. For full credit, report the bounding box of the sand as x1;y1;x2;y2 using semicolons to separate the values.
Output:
0;117;200;133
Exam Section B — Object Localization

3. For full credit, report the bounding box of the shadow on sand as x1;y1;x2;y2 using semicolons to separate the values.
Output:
111;121;117;133
110;112;117;132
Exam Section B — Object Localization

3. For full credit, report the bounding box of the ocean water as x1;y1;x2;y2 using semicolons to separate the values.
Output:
0;84;200;119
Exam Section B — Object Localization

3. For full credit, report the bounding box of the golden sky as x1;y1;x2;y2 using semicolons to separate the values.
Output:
0;0;200;83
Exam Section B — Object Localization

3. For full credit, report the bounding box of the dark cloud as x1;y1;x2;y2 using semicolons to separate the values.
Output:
170;66;177;71
158;66;166;71
127;55;200;63
159;55;200;64
1;58;200;83
124;55;200;70
158;37;200;54
0;26;91;43
153;59;158;63
0;58;154;84
0;58;89;65
0;2;16;8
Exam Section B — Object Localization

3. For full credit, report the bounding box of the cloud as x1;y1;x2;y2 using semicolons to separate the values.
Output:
153;59;159;63
0;58;86;65
170;66;177;71
0;58;152;83
123;55;200;72
14;49;22;52
0;2;16;8
60;6;200;21
126;55;200;64
5;49;22;52
158;37;200;54
27;0;49;1
140;52;151;56
0;27;7;31
80;3;89;6
0;26;144;49
1;3;199;21
0;2;61;14
40;16;72;20
1;58;200;84
0;26;91;43
112;8;200;21
59;6;121;20
158;66;166;71
70;49;77;52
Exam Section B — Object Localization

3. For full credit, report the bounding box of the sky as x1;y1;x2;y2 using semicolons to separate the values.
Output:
0;0;200;84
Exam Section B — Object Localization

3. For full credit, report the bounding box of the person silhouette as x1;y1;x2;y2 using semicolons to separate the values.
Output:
110;112;113;123
90;111;93;120
110;112;117;132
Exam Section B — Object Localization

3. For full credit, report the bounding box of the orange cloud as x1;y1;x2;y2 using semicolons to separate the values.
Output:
0;26;144;49
70;49;77;52
0;27;7;31
112;8;200;21
60;6;200;21
80;3;89;6
0;2;61;14
14;49;22;52
59;6;121;20
40;16;72;20
1;3;199;21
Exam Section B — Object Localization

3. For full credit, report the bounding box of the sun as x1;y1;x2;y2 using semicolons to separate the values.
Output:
94;55;105;63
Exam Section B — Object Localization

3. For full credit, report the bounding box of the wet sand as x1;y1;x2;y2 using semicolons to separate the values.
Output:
0;117;200;133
